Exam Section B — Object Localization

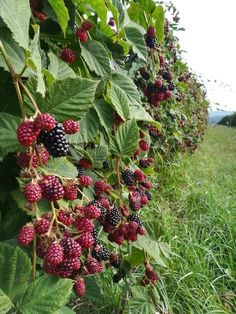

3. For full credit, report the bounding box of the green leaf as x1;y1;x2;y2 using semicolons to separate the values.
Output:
108;83;130;120
0;30;33;76
129;247;145;267
81;41;111;77
124;286;156;314
125;27;147;61
17;275;73;314
48;52;76;80
111;73;142;107
0;0;31;49
110;119;139;158
48;0;69;35
87;146;108;168
129;104;154;123
0;113;21;161
86;0;107;26
138;0;156;13
37;77;98;120
154;5;165;44
0;243;31;302
84;277;102;300
94;101;114;135
0;289;14;314
56;305;76;314
68;108;100;144
29;25;46;96
42;157;78;178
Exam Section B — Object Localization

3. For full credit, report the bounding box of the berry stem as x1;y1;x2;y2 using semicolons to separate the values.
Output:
32;237;36;281
19;80;40;114
0;41;26;119
116;157;121;196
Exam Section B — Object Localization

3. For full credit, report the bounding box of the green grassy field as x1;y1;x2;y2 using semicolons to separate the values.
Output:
153;126;236;313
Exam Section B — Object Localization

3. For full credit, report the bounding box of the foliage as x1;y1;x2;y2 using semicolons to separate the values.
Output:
218;112;236;127
0;0;209;312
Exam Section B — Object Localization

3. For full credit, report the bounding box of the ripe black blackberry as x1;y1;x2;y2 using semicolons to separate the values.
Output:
106;207;121;226
91;229;99;245
168;82;175;91
38;123;69;157
145;36;156;48
162;71;172;82
102;160;110;169
122;169;135;186
145;191;152;200
159;85;168;92
76;165;84;177
127;214;143;227
92;244;110;261
139;159;148;168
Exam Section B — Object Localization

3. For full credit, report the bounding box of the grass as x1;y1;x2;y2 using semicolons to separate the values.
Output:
151;126;236;313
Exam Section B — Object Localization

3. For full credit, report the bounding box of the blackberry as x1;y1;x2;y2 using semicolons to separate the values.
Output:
106;207;121;226
147;83;158;94
91;229;99;245
140;68;150;80
159;85;168;92
127;214;143;227
145;191;152;200
102;160;109;169
162;71;173;82
145;36;156;48
77;165;84;177
168;82;175;91
139;159;149;168
38;123;69;157
92;244;110;261
122;169;135;186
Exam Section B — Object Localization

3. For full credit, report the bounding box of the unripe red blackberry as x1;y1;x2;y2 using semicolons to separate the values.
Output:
34;113;56;131
36;239;48;258
137;226;146;235
86;257;103;274
74;277;86;297
134;169;146;182
17;121;40;146
147;26;156;37
79;175;93;187
40;175;64;201
129;195;141;211
139;140;149;151
77;232;94;248
17;224;36;246
23;183;42;203
75;27;88;43
122;169;135;186
63;120;80;134
84;204;101;219
60;48;77;63
141;194;149;205
64;185;77;200
45;243;64;265
141;180;152;189
74;217;94;233
79;158;92;169
34;218;50;234
98;197;110;209
141;277;150;287
155;79;163;88
17;151;39;168
127;214;142;227
94;180;111;195
38;123;69;157
43;261;58;276
145;266;159;282
164;90;173;99
58;210;73;226
81;20;93;31
61;237;81;258
57;258;81;278
105;207;121;226
108;230;124;245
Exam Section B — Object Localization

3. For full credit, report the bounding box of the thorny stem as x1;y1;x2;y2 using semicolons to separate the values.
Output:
32;237;36;281
0;41;26;119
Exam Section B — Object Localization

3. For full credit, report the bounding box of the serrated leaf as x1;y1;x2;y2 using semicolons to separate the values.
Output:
0;243;31;302
42;157;78;178
87;146;108;168
154;5;165;44
56;305;76;314
138;0;156;13
0;0;30;49
37;77;98;120
94;101;114;135
111;73;142;107
68;108;100;144
48;0;69;35
110;119;139;158
108;83;130;120
124;286;156;314
0;289;14;314
0;30;33;76
48;52;76;80
86;0;107;26
84;277;102;300
129;247;145;267
17;275;73;314
129;104;154;123
81;41;111;77
0;113;21;161
125;27;147;61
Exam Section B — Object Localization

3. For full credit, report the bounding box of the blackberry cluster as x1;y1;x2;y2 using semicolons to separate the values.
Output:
38;123;69;157
106;207;121;226
122;169;135;186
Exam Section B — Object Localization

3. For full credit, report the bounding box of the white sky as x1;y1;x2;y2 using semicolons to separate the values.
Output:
171;0;236;111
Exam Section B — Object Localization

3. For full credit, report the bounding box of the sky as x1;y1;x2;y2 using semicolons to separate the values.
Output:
171;0;236;111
